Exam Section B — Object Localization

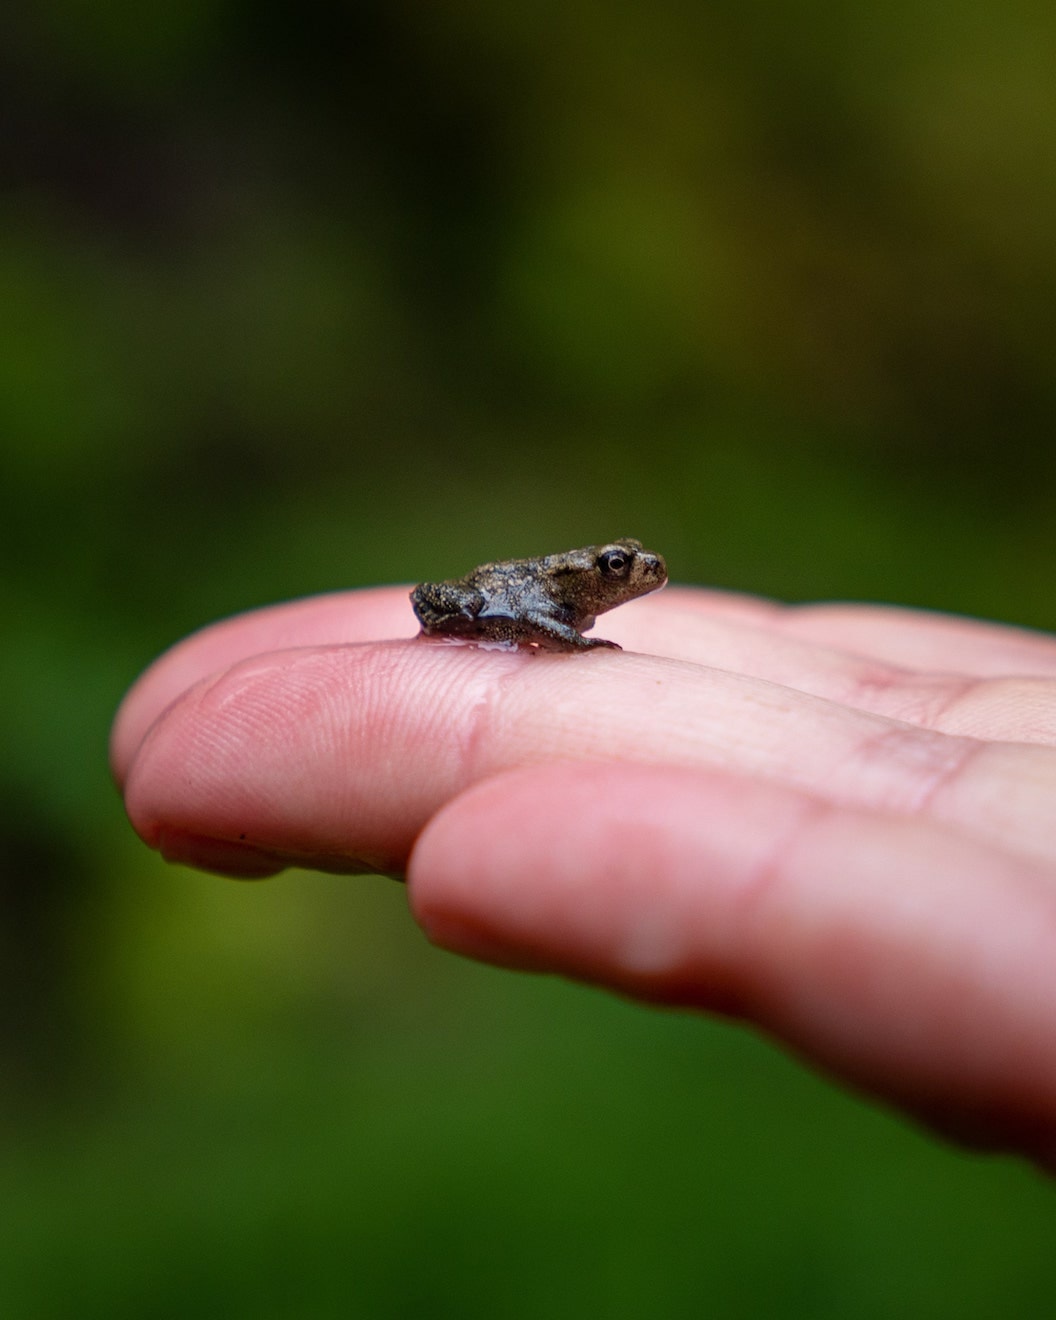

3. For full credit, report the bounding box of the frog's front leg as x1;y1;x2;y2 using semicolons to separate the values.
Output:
523;612;622;651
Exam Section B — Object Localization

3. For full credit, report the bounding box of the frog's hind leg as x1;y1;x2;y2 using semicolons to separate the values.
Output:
411;583;485;631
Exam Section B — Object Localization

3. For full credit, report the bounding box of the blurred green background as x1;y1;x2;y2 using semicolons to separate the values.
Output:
4;1;1056;1314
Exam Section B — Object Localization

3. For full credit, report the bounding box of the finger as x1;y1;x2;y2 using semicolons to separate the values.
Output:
114;589;1056;795
633;590;1056;678
613;592;1056;746
110;588;416;785
787;602;1056;676
120;641;1056;877
409;763;1056;1167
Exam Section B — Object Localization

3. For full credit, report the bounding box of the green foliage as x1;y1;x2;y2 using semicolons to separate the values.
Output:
3;2;1056;1314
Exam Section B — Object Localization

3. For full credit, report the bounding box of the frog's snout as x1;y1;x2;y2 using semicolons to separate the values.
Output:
640;551;668;585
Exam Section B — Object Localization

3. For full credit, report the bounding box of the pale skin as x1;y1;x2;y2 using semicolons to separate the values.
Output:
110;585;1056;1171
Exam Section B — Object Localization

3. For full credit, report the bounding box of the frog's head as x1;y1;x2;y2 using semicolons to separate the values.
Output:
589;538;668;610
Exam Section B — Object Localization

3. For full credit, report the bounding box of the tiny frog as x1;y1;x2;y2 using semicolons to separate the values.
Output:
410;538;667;651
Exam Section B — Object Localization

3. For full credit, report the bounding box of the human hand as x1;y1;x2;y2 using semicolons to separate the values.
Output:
111;585;1056;1170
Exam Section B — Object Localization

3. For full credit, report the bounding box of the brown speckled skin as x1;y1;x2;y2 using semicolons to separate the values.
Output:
410;538;667;650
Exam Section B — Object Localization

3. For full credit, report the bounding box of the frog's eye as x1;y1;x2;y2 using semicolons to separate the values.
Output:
597;547;633;579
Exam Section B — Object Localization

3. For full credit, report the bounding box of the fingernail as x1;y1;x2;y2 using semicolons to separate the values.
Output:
156;830;286;879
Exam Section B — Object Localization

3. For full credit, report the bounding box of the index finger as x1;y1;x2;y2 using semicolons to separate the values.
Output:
113;587;1056;787
118;637;1056;879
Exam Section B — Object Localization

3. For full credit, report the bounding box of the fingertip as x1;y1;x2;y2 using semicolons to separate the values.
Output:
118;639;537;880
110;588;418;784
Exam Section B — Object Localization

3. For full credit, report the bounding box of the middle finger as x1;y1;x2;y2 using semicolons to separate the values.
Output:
609;591;1056;746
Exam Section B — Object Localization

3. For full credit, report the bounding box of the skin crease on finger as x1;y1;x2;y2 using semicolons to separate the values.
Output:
408;762;1056;1167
